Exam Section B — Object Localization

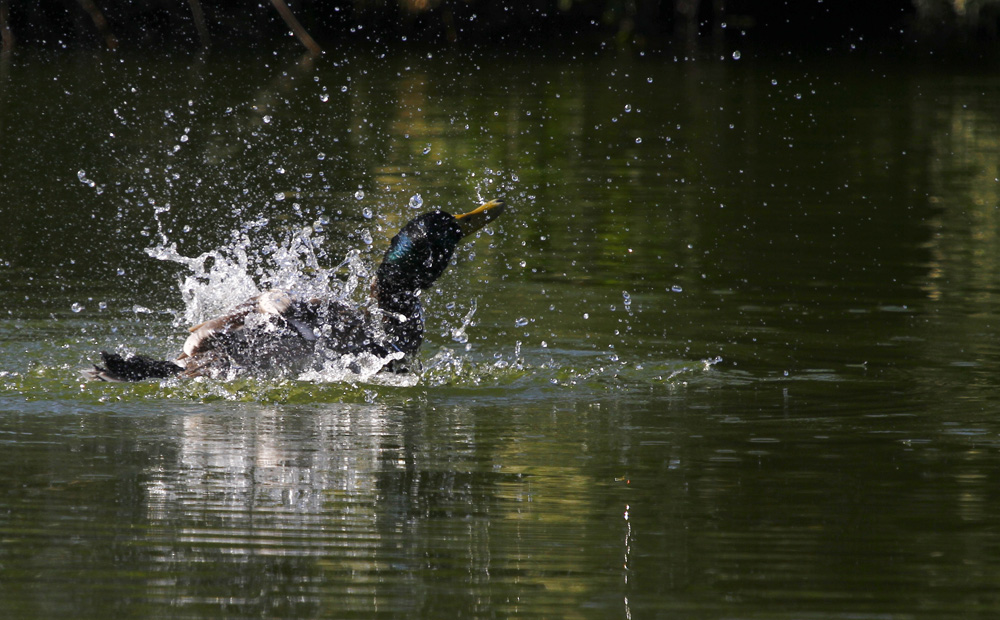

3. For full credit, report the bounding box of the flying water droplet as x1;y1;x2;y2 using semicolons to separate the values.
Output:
514;317;529;327
732;50;741;60
409;193;423;209
362;207;373;219
71;303;84;313
77;169;96;188
448;299;478;344
354;190;365;200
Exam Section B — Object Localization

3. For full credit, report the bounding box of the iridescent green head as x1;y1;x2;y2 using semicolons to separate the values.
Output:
375;199;505;300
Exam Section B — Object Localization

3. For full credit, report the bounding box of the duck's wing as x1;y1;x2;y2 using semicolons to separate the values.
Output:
180;289;298;359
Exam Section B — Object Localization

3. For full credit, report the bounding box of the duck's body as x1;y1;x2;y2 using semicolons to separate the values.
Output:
86;199;505;382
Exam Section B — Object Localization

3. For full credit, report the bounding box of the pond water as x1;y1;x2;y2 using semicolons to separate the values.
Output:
2;46;1000;618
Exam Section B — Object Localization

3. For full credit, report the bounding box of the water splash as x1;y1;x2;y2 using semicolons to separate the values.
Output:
297;349;410;385
142;203;378;384
446;299;477;345
117;195;716;396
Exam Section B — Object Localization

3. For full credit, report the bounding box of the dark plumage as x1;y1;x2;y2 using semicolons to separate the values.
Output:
85;199;505;381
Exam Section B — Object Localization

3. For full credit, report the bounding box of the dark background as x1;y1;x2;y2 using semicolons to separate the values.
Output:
1;0;998;54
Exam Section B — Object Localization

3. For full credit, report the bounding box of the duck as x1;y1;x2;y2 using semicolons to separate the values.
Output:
85;198;506;381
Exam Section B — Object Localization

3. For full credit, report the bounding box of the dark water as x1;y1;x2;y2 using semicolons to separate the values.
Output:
2;46;1000;618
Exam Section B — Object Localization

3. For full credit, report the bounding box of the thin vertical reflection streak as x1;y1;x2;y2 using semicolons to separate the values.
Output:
624;503;632;620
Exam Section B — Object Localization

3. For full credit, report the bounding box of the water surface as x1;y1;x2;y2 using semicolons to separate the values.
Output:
2;47;1000;618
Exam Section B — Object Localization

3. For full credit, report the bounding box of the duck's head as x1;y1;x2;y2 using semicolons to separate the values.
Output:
375;199;505;303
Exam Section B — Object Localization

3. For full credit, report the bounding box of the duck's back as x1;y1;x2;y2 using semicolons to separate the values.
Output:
177;291;401;378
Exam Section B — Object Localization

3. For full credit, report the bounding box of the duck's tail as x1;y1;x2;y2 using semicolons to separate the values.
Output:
83;351;184;382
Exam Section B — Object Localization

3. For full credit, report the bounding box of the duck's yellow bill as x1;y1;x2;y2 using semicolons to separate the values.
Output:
455;199;506;237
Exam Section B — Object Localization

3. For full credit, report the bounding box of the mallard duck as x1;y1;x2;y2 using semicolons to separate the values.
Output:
85;199;506;381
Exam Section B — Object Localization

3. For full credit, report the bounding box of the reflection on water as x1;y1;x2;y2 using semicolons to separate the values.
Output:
0;398;643;617
3;48;1000;618
143;406;392;613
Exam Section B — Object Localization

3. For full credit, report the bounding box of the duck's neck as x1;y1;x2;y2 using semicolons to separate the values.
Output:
371;213;461;353
373;278;424;354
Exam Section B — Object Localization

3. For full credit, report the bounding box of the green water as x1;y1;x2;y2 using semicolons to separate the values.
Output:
3;46;1000;618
